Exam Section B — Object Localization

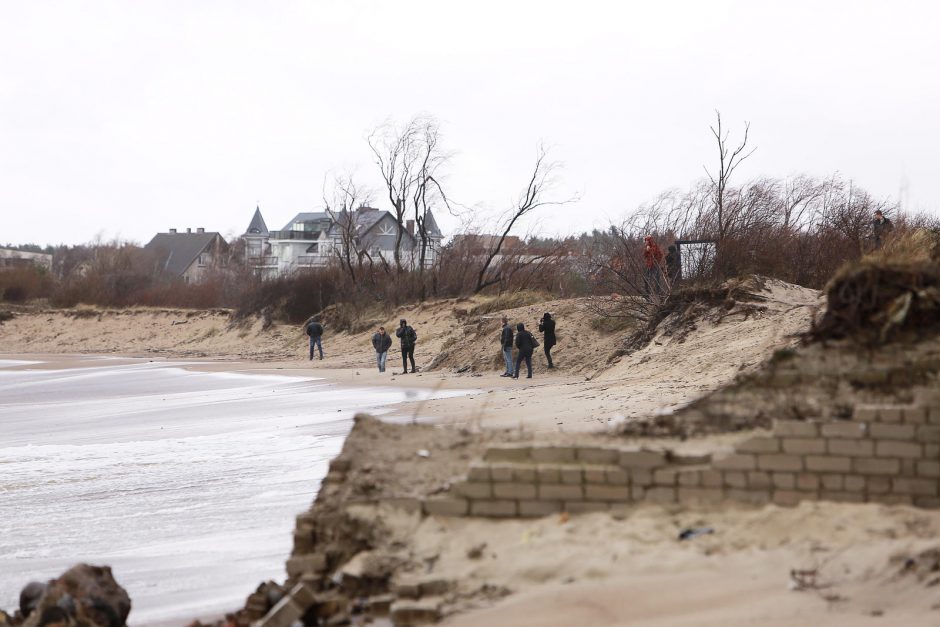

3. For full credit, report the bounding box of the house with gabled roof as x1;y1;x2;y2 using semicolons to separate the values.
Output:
241;206;278;278
251;205;444;275
144;228;229;283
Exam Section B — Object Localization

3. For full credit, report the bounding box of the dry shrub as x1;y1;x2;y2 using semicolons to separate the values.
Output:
0;266;53;302
808;259;940;344
467;290;552;317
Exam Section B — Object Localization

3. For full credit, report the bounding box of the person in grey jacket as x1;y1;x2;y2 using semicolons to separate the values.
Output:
500;316;514;377
372;326;393;373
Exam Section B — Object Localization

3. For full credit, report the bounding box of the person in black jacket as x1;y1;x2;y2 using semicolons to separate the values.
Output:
499;316;514;377
305;318;324;360
665;244;681;285
537;312;556;369
513;322;536;379
372;326;393;373
395;318;417;374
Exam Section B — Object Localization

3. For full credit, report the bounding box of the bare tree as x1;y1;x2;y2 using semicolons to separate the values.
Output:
474;144;574;293
322;172;374;282
704;111;756;240
368;115;449;272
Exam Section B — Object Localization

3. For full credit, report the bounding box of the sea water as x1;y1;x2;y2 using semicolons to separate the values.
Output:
0;358;460;624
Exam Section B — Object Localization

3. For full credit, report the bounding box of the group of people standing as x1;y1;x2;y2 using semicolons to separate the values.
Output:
500;312;556;379
306;313;557;379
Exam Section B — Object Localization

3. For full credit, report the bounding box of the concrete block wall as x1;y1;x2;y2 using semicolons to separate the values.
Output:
419;403;940;517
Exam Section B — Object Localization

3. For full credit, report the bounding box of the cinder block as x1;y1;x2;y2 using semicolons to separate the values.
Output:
916;426;940;443
914;497;940;508
828;439;874;457
644;487;677;504
584;468;607;484
701;470;723;488
678;487;723;504
843;476;865;492
493;482;537;500
537;465;561;483
821;474;843;490
454;481;491;499
539;484;582;500
821;421;867;439
286;553;326;577
470;500;517;517
631;485;646;500
927;444;940;458
726;489;770;505
577;447;619;464
606;468;629;485
484;446;530;462
774;420;818;437
619;450;666;469
560;466;583;485
773;490;803;506
893;478;939;496
929;408;940;425
531;446;577;464
820;491;864;503
903;407;928;424
875;441;923;459
423;498;469;517
853;406;879;422
736;436;780;454
631;469;653;486
489;464;515;482
714;454;757;471
917;461;940;478
653;468;679;486
782;438;826;455
565;501;609;514
879;407;903;423
796;473;820;491
512;465;538;482
867;476;891;493
677;470;700;487
758;454;803;472
853;457;900;475
806;456;851;472
902;459;917;476
467;463;490;482
723;471;748;489
672;452;712;465
869;423;916;440
748;471;772;489
518;500;562;517
869;493;913;505
585;484;630;501
772;473;796;489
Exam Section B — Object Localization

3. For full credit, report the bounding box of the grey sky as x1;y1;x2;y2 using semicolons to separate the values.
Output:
2;0;938;246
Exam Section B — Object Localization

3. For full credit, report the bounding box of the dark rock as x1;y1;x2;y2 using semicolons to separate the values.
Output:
19;582;47;619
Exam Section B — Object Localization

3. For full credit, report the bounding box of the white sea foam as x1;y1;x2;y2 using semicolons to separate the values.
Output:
0;358;462;625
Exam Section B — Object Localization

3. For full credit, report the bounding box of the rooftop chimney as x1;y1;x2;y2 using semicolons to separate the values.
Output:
197;227;205;233
406;220;415;236
186;228;192;233
169;228;177;234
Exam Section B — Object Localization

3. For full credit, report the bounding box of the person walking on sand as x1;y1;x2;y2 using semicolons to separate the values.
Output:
305;318;324;360
643;235;665;299
500;316;514;377
513;322;537;379
372;326;393;373
538;312;556;369
396;319;418;374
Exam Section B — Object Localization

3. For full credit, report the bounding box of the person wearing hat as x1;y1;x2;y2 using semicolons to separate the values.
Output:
395;318;418;374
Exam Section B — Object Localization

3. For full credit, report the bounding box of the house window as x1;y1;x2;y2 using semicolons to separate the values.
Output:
378;224;395;237
197;253;207;266
306;243;319;254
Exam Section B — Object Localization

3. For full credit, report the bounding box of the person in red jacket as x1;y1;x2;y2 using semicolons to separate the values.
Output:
643;236;665;299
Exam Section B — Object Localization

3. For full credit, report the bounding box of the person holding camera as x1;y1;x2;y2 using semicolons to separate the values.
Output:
396;318;418;374
537;312;556;369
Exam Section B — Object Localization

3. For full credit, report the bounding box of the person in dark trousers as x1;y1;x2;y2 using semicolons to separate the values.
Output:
396;318;417;374
871;209;894;250
537;312;556;369
513;322;537;379
372;326;393;373
305;318;324;360
643;235;665;299
665;244;681;285
500;316;514;377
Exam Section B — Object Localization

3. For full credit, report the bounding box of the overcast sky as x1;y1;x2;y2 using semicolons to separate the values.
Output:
2;0;938;246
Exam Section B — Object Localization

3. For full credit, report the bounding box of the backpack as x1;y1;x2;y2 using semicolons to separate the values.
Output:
408;327;418;343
